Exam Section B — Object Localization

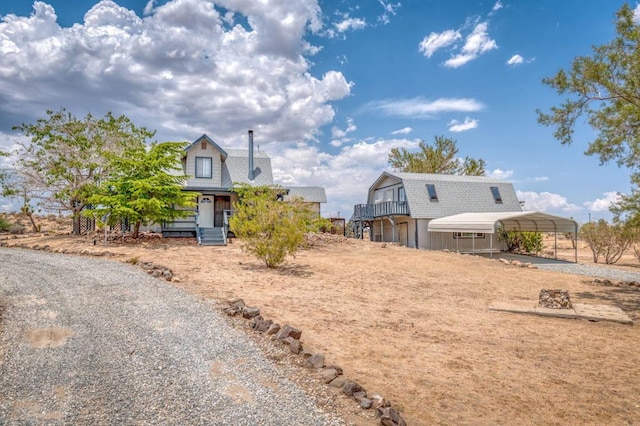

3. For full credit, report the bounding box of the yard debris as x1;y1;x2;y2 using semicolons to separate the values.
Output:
539;289;573;309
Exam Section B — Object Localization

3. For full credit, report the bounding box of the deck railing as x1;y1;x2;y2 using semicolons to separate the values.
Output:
353;201;409;219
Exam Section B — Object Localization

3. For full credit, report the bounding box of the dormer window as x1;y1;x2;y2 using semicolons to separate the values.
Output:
426;184;438;201
196;157;212;178
490;186;503;204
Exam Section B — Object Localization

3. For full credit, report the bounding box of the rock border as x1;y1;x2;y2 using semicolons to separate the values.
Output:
221;298;407;426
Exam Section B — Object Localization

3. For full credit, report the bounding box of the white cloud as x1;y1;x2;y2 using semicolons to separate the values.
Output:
583;191;622;212
444;21;497;68
506;54;523;65
368;97;484;118
333;16;366;33
271;137;421;216
491;1;504;13
448;117;478;132
330;117;357;146
418;29;461;58
0;0;348;144
516;190;581;213
634;5;640;24
488;169;513;180
391;127;412;135
377;1;401;25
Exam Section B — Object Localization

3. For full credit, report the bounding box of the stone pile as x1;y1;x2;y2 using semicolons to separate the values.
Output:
498;258;538;269
539;289;572;309
222;298;407;426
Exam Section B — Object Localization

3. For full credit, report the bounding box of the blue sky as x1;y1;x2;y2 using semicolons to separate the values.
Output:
0;0;634;223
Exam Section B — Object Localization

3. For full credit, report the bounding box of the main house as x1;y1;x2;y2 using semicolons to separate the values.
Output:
161;131;326;245
352;172;577;258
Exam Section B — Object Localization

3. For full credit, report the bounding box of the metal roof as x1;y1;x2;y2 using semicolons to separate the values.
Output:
427;211;578;234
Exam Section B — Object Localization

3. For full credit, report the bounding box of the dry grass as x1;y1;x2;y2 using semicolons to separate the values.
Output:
2;220;640;425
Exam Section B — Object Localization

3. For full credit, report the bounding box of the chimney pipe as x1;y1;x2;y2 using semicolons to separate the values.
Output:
248;130;254;181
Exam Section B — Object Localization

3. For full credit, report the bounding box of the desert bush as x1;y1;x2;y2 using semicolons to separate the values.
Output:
580;220;634;264
0;215;10;232
9;223;25;235
498;229;543;254
230;184;324;268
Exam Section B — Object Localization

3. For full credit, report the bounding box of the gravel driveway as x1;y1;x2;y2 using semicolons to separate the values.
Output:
0;248;344;425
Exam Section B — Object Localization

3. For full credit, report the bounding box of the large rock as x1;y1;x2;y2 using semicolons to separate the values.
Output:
305;353;325;369
266;323;281;335
290;339;303;354
328;376;348;388
275;325;302;341
318;368;339;383
241;306;261;319
377;407;406;426
342;381;365;397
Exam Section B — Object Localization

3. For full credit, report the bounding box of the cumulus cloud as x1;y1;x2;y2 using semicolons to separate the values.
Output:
506;54;523;65
367;97;484;118
391;127;412;135
0;0;350;145
491;1;503;13
583;191;622;212
448;117;478;132
488;169;513;180
333;16;366;33
444;21;497;68
271;137;421;215
516;190;581;213
330;117;357;147
419;29;461;58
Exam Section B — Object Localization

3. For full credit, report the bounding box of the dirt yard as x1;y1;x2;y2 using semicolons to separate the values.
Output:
1;216;639;425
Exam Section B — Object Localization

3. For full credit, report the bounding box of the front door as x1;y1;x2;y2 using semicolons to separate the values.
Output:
198;196;214;227
214;196;231;227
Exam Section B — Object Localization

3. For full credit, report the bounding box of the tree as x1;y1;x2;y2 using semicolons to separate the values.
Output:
497;229;543;254
85;141;197;239
537;4;640;219
12;108;154;233
229;184;323;268
580;219;634;264
1;171;41;232
388;135;486;175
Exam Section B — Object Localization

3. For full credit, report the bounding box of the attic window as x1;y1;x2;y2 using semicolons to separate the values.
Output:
426;184;438;201
201;140;207;150
490;186;503;203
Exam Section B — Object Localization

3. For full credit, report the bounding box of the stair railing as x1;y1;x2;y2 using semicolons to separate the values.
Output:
194;212;201;245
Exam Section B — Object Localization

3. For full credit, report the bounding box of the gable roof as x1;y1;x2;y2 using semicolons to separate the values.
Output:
221;148;274;186
184;134;228;159
283;186;327;203
370;172;522;219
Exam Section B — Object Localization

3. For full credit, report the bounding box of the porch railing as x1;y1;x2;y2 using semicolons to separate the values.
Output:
353;201;409;219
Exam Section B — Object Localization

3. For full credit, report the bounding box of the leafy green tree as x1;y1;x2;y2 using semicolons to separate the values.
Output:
86;141;197;239
388;135;486;175
580;219;634;264
537;4;640;219
12;108;154;233
229;184;322;268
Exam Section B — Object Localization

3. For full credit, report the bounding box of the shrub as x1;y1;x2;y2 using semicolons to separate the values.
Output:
498;229;543;254
0;215;10;232
581;219;634;264
230;184;323;268
9;223;25;235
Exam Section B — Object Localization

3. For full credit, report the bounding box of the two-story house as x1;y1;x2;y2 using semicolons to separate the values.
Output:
162;131;326;245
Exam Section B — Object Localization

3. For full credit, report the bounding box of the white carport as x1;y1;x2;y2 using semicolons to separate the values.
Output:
427;211;578;262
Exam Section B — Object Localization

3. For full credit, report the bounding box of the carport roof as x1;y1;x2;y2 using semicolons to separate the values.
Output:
427;211;578;234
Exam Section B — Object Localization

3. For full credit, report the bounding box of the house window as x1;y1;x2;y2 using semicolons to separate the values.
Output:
453;232;485;239
490;186;503;203
384;189;394;202
201;140;207;150
195;157;212;178
398;187;406;203
426;184;438;201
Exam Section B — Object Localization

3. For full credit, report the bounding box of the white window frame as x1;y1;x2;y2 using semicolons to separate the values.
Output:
195;157;213;178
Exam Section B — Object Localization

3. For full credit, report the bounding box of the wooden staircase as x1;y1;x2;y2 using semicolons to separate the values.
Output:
199;227;226;246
